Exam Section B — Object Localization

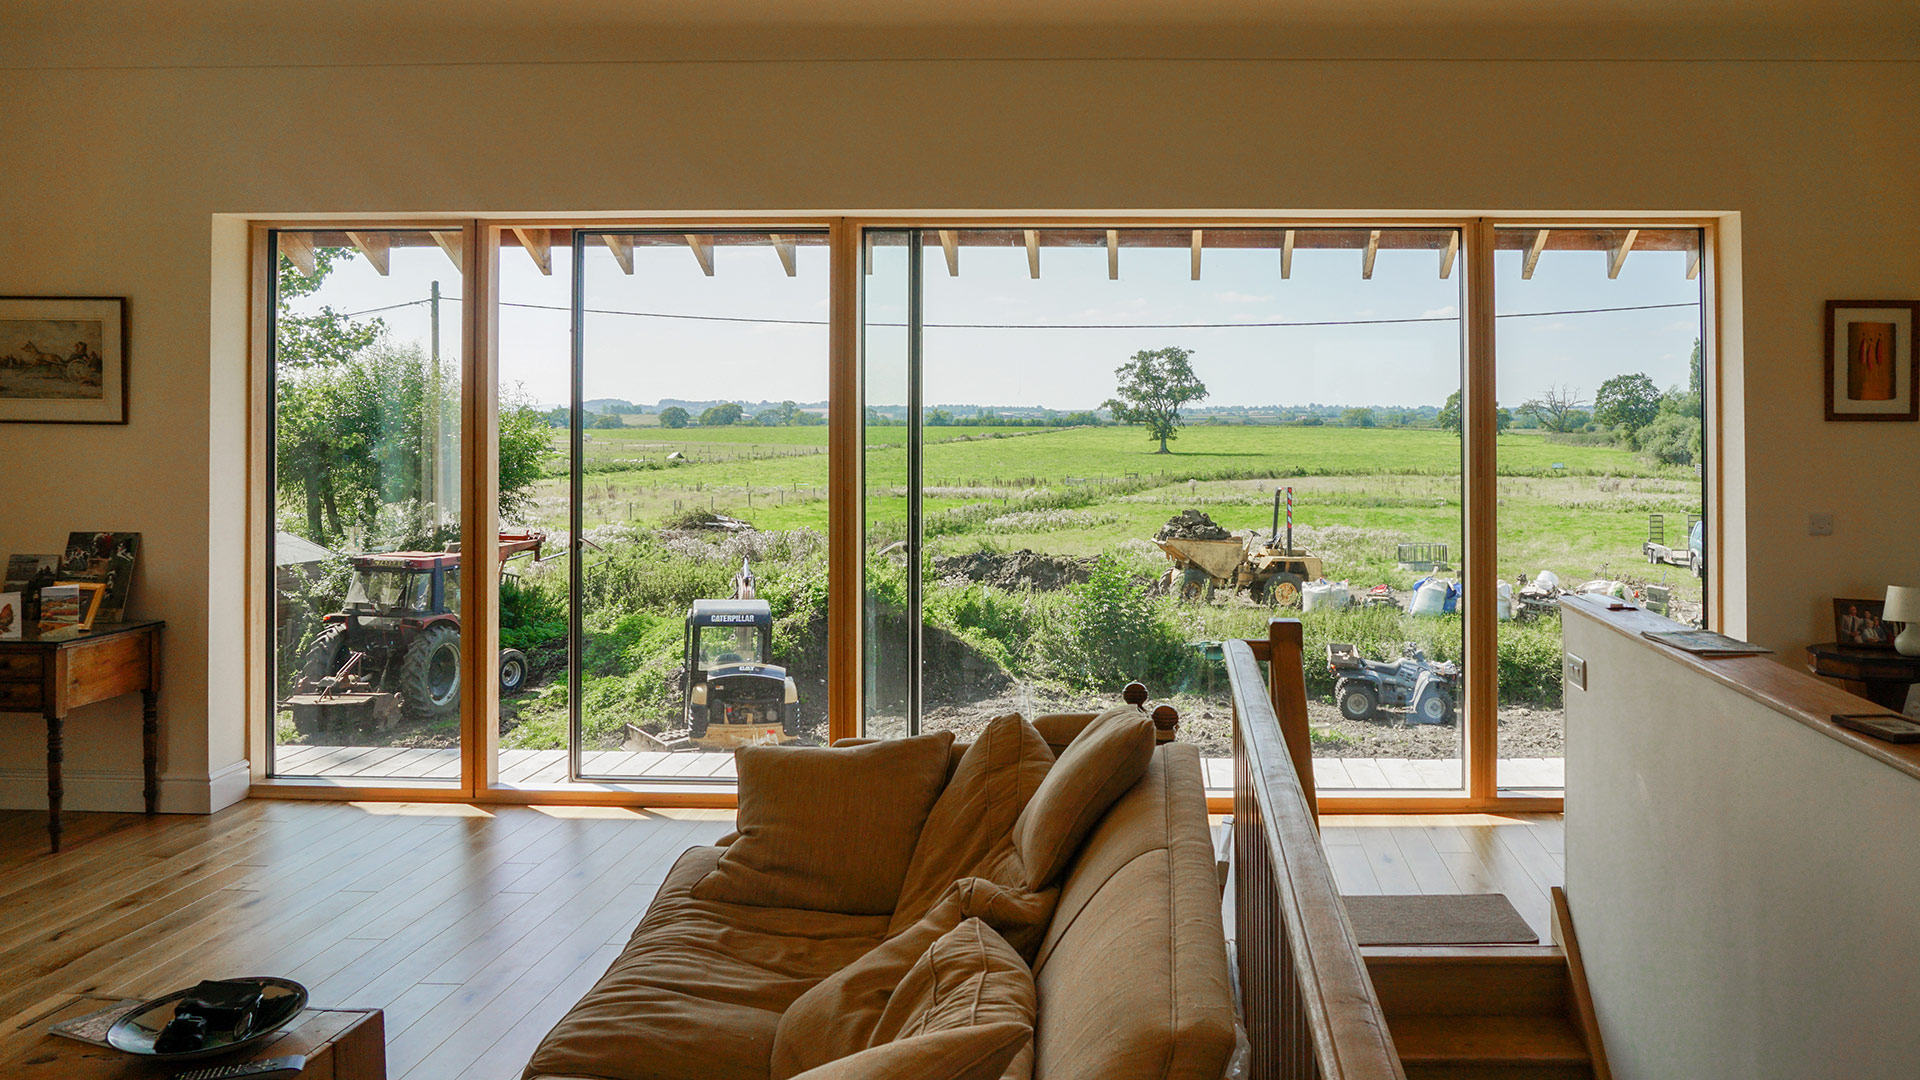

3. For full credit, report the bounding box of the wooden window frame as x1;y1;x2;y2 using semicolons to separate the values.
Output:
244;214;1722;814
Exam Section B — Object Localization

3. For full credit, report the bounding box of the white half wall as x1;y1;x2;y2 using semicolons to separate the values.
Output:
1564;604;1920;1079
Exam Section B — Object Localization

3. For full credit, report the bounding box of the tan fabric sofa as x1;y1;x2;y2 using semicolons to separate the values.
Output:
524;713;1234;1080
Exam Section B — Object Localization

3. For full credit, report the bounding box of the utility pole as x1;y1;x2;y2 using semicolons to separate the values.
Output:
427;281;444;532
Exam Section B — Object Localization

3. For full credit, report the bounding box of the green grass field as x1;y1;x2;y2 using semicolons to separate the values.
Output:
522;422;1704;602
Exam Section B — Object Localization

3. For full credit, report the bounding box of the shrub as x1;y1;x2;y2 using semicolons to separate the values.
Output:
1030;554;1189;694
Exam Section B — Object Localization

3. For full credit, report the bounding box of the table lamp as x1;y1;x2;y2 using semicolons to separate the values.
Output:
1886;586;1920;657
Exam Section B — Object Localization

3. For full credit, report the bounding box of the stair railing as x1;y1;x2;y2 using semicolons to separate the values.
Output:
1230;618;1405;1080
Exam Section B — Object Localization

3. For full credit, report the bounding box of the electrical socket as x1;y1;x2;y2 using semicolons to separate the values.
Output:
1564;653;1587;691
1809;512;1834;536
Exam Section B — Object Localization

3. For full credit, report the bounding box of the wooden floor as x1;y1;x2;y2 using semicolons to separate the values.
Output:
0;801;733;1079
0;801;1562;1078
279;745;1565;793
1319;812;1566;941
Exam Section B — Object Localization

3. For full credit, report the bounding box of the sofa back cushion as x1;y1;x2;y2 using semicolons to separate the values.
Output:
1028;744;1236;1080
890;713;1055;935
874;918;1036;1046
1011;706;1156;890
693;731;955;915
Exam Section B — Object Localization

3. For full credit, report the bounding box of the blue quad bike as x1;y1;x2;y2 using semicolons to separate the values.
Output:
1326;642;1460;725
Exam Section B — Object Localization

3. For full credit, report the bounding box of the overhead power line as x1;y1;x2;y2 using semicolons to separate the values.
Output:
340;295;1698;328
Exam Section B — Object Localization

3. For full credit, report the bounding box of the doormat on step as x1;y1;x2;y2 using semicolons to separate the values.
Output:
1341;893;1538;945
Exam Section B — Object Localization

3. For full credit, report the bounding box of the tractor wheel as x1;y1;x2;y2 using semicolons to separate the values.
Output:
1266;573;1306;608
498;649;529;695
1337;682;1379;722
399;624;462;723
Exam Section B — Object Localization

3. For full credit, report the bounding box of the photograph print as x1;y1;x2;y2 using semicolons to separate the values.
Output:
1834;597;1900;650
1826;300;1918;421
0;296;126;424
62;532;140;623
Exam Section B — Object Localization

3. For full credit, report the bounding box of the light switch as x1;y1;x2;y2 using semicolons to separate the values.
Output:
1564;653;1587;691
1809;512;1834;536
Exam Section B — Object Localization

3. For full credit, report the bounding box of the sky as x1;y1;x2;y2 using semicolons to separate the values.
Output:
286;228;1703;413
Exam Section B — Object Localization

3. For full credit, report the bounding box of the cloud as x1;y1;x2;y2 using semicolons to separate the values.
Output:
1421;305;1458;319
1215;291;1271;304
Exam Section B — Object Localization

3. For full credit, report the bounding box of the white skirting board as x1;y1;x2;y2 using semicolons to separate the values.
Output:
0;758;249;814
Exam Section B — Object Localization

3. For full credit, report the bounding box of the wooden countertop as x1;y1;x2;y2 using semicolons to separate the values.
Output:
1561;594;1920;783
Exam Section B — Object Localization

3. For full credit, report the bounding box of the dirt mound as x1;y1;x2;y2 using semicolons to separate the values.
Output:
1156;509;1232;541
662;508;753;532
932;549;1095;591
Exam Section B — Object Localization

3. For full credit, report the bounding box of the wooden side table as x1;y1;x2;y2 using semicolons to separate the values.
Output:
0;620;164;852
6;996;384;1079
1804;641;1920;712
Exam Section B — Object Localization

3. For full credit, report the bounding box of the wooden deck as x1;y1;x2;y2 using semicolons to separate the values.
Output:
275;744;1564;792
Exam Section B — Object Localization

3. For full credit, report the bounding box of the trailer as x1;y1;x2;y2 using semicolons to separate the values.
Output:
1643;513;1704;577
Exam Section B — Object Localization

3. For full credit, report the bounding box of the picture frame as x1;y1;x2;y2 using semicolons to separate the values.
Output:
0;296;127;425
61;531;140;622
0;591;19;640
1825;300;1918;422
55;582;107;630
1833;597;1900;650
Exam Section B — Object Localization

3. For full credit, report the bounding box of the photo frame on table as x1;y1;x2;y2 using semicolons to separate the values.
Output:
0;591;19;639
1825;300;1918;422
1834;597;1899;650
61;531;140;622
55;580;108;630
0;296;127;425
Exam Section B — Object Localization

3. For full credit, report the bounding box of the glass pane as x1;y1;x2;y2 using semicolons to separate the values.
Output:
571;230;832;781
1494;227;1707;793
864;231;914;738
901;227;1466;793
269;229;463;780
495;228;573;785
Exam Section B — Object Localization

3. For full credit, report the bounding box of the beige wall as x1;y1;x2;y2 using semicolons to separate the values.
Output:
1;54;1916;806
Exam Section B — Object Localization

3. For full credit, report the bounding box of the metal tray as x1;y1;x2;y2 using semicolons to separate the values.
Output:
106;977;308;1061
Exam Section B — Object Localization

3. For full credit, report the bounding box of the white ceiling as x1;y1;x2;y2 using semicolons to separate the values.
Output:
5;0;1917;66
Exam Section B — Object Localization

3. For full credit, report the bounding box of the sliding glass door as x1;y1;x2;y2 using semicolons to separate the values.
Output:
266;228;465;781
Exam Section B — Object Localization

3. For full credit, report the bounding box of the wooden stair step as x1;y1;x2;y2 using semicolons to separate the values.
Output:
1364;947;1570;1017
1389;1014;1591;1080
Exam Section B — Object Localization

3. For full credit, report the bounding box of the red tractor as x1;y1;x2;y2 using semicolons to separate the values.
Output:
286;532;544;735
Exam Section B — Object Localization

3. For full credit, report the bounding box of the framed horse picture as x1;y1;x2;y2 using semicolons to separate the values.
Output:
0;296;128;424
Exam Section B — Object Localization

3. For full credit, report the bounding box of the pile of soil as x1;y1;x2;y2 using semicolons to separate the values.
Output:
932;549;1095;591
1156;510;1232;541
663;509;754;532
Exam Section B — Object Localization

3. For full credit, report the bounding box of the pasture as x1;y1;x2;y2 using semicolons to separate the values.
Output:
527;421;1704;602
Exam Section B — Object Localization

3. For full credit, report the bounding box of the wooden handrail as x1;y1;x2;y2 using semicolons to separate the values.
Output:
1229;620;1404;1080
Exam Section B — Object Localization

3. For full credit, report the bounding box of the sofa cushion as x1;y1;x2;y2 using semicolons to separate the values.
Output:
523;846;890;1080
1011;705;1156;890
889;713;1054;934
693;731;955;915
772;880;1050;1080
787;1023;1032;1080
873;918;1036;1045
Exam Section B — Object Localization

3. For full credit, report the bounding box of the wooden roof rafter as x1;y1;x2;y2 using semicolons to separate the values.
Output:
1608;228;1639;279
1025;229;1040;278
1281;229;1294;279
279;232;317;277
1191;229;1203;280
685;234;714;276
769;234;798;277
431;230;463;271
1440;232;1459;279
602;233;635;274
1522;229;1550;280
1361;229;1381;280
1106;230;1120;279
511;227;552;275
345;231;391;275
938;230;960;277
